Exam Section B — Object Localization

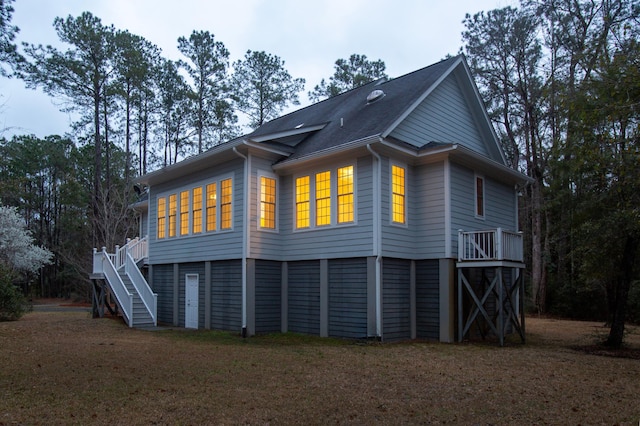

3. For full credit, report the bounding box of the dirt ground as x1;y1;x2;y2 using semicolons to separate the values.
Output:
1;300;639;425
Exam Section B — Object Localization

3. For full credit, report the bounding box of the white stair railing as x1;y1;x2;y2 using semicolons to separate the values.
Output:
124;252;157;326
94;248;133;327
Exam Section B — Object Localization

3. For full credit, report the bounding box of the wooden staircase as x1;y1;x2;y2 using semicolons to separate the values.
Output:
90;236;157;328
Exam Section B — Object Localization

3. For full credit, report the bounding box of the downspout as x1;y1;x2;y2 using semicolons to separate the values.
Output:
367;143;382;339
233;147;249;337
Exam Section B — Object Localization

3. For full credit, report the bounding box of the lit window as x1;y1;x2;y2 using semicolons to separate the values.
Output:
157;197;166;239
337;166;354;223
206;183;217;231
260;176;276;229
220;178;232;230
295;176;310;229
180;190;189;236
475;175;485;217
316;171;331;226
168;194;177;237
192;187;202;234
392;165;406;224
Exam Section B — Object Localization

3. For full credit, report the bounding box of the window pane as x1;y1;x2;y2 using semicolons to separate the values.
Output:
180;190;189;236
260;176;276;229
476;176;484;217
157;197;166;239
392;165;406;224
316;171;331;226
220;178;232;229
337;166;354;223
295;176;310;229
168;194;177;237
192;187;202;234
206;183;217;231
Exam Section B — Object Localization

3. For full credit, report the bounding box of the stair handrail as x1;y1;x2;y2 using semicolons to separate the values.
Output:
124;252;157;326
98;248;134;327
113;236;149;270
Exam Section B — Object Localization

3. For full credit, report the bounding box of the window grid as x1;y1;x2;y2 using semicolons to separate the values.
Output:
157;197;166;239
220;178;233;229
392;165;406;224
206;183;217;231
260;176;276;229
180;190;189;236
476;176;485;217
337;165;354;223
295;176;310;229
168;194;177;237
192;187;202;234
315;171;331;226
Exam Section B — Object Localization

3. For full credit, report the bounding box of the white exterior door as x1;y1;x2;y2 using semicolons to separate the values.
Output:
185;274;199;329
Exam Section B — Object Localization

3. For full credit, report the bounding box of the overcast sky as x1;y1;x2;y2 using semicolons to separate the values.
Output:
0;0;512;139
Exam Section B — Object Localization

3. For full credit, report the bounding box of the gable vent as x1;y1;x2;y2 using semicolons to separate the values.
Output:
366;89;385;104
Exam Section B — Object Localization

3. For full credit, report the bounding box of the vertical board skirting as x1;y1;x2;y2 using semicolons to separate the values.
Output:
367;257;378;338
287;260;320;335
415;259;441;340
328;258;368;339
281;262;288;333
438;259;453;342
205;261;211;329
210;259;242;331
254;260;282;334
246;258;256;335
320;259;328;337
172;263;179;327
382;258;411;341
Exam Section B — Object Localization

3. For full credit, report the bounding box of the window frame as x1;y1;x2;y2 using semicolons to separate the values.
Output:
157;196;167;239
390;162;407;227
475;174;485;219
258;171;278;231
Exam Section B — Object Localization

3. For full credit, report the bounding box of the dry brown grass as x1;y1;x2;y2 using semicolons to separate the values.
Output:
1;307;639;425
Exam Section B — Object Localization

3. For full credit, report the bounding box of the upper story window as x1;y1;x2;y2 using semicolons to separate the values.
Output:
156;175;232;240
180;190;189;236
157;197;166;239
259;175;277;229
168;194;177;237
315;171;331;226
391;164;406;225
192;187;202;234
337;165;354;224
220;178;233;230
295;164;355;230
295;176;311;229
475;175;485;218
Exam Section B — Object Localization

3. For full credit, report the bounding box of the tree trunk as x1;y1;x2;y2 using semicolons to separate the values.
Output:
605;234;639;348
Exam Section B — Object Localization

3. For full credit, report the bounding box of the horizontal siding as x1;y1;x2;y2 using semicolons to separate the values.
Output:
250;155;282;259
390;74;488;156
287;260;320;335
328;258;368;339
148;159;244;265
449;162;517;255
211;260;242;331
152;264;174;325
414;162;446;258
382;258;411;341
255;260;281;333
416;260;439;340
279;156;374;260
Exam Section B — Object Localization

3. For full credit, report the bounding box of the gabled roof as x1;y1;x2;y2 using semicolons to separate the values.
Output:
248;56;469;163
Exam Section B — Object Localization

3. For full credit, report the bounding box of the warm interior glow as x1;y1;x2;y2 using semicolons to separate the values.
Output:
220;178;232;229
295;176;310;229
206;183;217;231
260;176;276;229
337;165;354;223
316;171;331;226
168;194;177;237
392;165;406;224
192;187;202;234
157;197;166;239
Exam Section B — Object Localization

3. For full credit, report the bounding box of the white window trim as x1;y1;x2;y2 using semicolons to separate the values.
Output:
389;161;408;228
292;163;357;232
474;173;486;220
257;170;279;232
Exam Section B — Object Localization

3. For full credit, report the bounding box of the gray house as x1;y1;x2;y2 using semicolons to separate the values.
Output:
91;55;528;343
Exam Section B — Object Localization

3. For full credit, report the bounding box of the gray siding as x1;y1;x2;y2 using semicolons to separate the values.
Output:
382;258;411;341
249;155;282;260
449;162;517;255
414;162;446;259
210;260;242;331
416;259;440;339
328;258;368;339
278;156;374;261
287;260;320;334
152;264;174;325
254;260;281;333
389;74;488;156
148;158;244;265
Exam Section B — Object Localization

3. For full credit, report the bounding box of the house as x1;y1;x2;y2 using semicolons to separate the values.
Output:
91;55;529;343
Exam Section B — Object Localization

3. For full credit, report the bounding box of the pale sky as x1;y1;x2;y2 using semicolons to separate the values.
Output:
0;0;512;139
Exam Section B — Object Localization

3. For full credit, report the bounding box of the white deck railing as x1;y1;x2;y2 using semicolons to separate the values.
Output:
458;228;523;262
113;236;148;270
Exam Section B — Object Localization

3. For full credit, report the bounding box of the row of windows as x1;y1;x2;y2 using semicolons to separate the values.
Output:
157;178;233;239
156;164;409;239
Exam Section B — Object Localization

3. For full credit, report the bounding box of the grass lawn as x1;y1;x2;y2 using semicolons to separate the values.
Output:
1;308;639;425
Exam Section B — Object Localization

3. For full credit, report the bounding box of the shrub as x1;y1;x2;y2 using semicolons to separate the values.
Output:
0;266;30;321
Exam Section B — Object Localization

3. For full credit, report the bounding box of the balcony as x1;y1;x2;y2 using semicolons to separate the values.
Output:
457;228;524;265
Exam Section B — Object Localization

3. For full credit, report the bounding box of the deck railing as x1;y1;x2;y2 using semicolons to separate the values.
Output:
113;236;148;270
93;248;133;326
458;228;523;262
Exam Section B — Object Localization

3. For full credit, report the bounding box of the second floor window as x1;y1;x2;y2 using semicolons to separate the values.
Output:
295;176;310;229
337;165;354;223
260;176;276;229
315;171;331;226
180;190;189;236
220;178;233;230
157;197;166;239
192;187;202;234
168;194;177;237
475;175;485;218
206;183;217;232
391;164;406;225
